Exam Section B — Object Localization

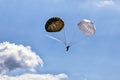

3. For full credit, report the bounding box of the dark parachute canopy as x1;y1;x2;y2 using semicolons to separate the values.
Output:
45;17;64;32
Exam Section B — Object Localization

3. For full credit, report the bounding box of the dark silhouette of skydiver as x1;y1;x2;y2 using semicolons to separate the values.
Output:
66;45;70;51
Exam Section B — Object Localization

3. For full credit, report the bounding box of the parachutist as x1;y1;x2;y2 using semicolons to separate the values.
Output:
66;45;70;51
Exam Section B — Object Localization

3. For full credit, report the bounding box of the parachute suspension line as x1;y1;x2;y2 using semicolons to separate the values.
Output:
68;26;78;46
63;27;67;45
71;36;88;46
48;29;67;46
52;33;66;45
48;34;64;44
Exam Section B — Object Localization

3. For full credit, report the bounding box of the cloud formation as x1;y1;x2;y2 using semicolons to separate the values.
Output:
97;0;115;7
0;73;67;80
0;42;43;74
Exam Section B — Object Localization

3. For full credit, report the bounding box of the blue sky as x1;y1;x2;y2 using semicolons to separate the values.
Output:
0;0;120;80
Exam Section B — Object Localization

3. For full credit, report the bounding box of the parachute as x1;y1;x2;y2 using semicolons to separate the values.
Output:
77;19;96;36
45;17;67;45
45;17;96;52
45;17;64;32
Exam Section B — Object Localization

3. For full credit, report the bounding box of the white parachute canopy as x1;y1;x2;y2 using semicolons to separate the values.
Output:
77;19;96;36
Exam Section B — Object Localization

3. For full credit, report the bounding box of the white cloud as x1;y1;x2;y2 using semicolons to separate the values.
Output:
97;0;115;7
0;42;43;74
0;73;67;80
